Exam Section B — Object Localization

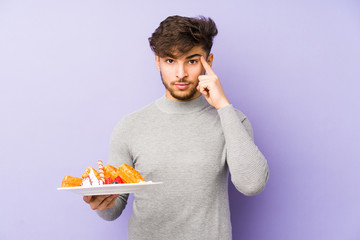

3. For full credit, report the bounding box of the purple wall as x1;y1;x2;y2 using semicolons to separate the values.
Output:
1;1;359;239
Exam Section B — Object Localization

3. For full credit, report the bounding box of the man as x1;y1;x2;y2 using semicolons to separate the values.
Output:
84;15;269;240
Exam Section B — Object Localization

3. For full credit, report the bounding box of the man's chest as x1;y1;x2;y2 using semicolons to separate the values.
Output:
128;114;226;182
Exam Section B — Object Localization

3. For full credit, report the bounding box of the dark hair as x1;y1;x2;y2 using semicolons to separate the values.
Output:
149;15;218;57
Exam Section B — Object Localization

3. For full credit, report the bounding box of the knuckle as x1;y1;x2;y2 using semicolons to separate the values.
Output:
98;205;105;211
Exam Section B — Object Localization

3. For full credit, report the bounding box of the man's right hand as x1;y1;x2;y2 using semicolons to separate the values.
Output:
83;194;119;211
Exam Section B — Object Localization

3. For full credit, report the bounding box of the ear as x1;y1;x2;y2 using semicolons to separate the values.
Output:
155;55;160;72
207;53;214;67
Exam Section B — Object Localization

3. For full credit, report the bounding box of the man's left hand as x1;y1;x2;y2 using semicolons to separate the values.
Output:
197;56;230;109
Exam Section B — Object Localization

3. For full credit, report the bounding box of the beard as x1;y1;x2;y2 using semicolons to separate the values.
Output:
160;73;199;101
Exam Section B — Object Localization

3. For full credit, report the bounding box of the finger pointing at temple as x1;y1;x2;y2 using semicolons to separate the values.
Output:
200;56;216;76
197;55;230;109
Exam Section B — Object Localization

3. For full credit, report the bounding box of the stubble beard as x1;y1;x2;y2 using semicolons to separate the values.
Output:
160;73;199;101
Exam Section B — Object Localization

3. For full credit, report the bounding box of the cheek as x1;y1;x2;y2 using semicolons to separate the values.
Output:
159;65;173;77
161;70;173;80
189;65;204;78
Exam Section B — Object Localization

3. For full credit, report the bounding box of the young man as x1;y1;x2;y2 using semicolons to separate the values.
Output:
84;15;269;240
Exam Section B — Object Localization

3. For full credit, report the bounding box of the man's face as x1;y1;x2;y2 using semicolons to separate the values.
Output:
155;46;213;101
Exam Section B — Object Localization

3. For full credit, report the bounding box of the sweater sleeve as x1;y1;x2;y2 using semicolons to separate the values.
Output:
95;118;133;221
217;104;269;196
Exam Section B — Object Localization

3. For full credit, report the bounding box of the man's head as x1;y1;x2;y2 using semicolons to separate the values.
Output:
149;16;218;101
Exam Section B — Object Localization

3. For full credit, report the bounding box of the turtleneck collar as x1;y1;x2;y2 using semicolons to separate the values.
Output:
155;95;210;114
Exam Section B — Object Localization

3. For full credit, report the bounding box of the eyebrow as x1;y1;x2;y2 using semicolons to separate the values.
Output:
163;53;202;59
185;54;202;59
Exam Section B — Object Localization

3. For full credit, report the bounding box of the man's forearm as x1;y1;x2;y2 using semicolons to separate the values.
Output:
218;105;269;196
96;194;129;221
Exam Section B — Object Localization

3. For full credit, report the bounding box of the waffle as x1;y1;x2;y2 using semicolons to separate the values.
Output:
103;164;118;180
117;164;145;183
61;175;83;187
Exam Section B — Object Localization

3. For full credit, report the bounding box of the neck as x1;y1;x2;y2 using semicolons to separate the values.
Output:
155;94;210;114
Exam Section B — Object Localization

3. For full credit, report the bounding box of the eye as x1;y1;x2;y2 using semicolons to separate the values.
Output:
166;59;174;64
188;59;197;64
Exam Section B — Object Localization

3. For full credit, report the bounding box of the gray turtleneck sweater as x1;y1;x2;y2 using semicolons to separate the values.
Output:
97;95;269;240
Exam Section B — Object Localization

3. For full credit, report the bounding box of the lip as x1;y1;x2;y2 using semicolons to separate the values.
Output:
175;83;189;90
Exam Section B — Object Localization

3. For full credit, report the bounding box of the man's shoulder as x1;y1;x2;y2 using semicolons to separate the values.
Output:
117;100;159;126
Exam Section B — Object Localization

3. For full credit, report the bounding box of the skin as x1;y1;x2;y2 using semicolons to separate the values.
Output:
83;194;119;211
83;46;230;211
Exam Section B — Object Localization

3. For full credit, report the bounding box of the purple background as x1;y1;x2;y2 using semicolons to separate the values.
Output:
1;1;359;239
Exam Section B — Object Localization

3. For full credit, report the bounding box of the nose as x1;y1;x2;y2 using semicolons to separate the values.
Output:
176;63;188;79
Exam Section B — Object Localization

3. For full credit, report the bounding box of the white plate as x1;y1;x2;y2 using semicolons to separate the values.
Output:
57;182;163;196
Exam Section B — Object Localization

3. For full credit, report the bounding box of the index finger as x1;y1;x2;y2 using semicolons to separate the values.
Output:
200;56;215;75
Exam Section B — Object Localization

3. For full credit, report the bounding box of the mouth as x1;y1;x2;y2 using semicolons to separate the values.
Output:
174;83;190;90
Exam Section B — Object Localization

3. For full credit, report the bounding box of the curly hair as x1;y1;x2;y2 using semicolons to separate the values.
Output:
149;15;218;57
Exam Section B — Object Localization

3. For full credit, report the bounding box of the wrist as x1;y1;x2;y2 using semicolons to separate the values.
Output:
215;99;230;110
